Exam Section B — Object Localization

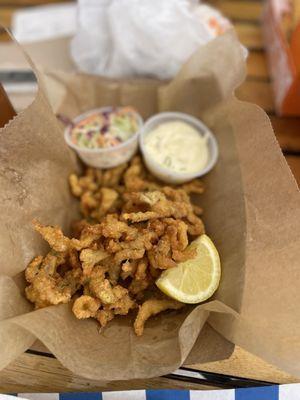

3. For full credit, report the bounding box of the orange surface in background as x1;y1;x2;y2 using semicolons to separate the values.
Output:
282;24;300;115
264;0;300;116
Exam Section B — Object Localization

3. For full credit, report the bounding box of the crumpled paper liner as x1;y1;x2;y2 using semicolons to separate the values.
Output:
0;31;299;380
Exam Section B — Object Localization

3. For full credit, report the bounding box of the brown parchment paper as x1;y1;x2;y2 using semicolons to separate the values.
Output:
0;31;299;380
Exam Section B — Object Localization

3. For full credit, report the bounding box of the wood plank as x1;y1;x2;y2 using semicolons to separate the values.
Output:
235;23;264;50
285;155;300;185
0;8;14;28
236;80;274;113
270;116;300;152
247;51;269;79
0;345;297;393
210;1;263;22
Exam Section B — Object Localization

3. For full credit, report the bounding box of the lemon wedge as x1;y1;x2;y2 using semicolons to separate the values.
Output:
156;234;221;304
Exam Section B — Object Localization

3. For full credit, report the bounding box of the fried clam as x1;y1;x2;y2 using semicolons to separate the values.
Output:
181;179;205;195
25;248;82;309
72;295;100;319
120;259;138;280
80;191;99;217
147;235;176;270
101;163;128;187
122;190;193;222
101;214;138;240
134;298;184;336
25;255;44;283
79;247;109;276
69;172;98;197
96;308;114;327
128;258;152;295
25;271;72;309
91;188;119;221
33;220;70;252
25;156;207;335
71;224;103;250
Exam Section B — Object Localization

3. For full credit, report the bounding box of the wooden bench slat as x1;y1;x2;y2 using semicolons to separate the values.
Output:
247;51;269;79
210;1;263;22
0;8;14;28
234;23;264;50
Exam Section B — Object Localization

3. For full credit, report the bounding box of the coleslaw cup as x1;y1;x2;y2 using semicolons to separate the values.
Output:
64;107;143;169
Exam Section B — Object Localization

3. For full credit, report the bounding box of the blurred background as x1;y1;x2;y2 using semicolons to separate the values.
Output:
0;0;299;184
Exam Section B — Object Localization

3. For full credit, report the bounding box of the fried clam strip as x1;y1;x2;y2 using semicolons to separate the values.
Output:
124;157;160;192
80;191;99;217
149;232;172;267
101;214;137;240
128;258;152;295
96;308;114;327
121;259;138;280
134;298;184;336
25;252;69;308
71;219;89;239
113;230;156;264
25;250;67;284
25;156;207;335
25;271;72;309
25;255;43;283
71;224;103;250
91;188;119;220
88;266;135;310
33;220;71;252
163;219;196;262
80;247;109;276
122;190;192;222
181;180;205;195
25;246;83;308
184;212;205;236
72;295;100;319
69;172;98;198
101;163;128;188
88;271;136;327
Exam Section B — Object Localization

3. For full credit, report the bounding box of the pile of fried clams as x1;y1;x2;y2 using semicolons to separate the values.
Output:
25;156;205;336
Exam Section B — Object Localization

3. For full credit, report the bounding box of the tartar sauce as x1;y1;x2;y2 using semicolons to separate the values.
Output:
144;121;209;173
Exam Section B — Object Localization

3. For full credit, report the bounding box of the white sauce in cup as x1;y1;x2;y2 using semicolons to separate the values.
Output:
144;121;209;174
139;112;218;185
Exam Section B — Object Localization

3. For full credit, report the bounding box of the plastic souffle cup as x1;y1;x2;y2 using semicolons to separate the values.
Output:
64;107;143;169
139;112;219;185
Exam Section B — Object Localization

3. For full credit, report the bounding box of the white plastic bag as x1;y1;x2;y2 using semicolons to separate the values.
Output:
70;0;232;79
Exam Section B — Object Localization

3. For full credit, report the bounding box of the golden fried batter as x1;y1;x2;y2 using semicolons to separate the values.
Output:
134;298;184;336
25;255;43;283
69;174;83;197
33;220;70;252
181;180;205;194
25;156;206;335
91;188;119;220
72;295;100;319
96;308;114;327
25;271;72;309
80;247;109;275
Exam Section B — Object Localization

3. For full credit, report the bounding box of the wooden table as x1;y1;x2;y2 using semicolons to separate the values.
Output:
0;0;299;393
